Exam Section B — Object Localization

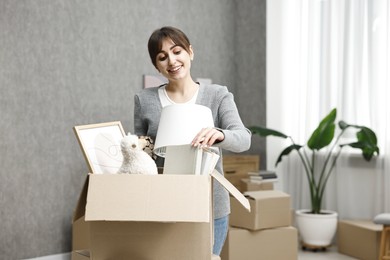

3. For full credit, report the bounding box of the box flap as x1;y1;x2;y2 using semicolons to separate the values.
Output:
73;176;89;222
85;174;211;222
210;170;250;212
244;190;289;200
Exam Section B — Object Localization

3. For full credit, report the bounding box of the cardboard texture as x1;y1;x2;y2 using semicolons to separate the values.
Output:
241;178;274;191
90;221;211;260
73;172;249;260
71;250;90;260
72;177;90;250
230;190;291;230
72;250;221;260
72;216;90;251
221;226;298;260
86;174;211;222
338;219;382;260
222;155;260;192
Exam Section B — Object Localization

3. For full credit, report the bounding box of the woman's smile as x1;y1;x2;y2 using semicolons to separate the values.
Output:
168;65;182;74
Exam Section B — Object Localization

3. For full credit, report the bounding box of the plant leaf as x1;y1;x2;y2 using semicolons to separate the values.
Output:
307;108;337;150
248;126;288;139
357;127;378;145
275;144;302;166
344;127;380;161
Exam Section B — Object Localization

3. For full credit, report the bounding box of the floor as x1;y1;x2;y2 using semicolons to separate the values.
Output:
298;246;357;260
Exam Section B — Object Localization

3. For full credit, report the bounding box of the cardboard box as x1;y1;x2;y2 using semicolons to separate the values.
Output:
73;171;249;260
230;190;291;230
241;178;274;191
338;219;382;260
221;226;298;260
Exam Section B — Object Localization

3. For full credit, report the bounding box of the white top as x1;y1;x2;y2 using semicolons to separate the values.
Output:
158;85;199;107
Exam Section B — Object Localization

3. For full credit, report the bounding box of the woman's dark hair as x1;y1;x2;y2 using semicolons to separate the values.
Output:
148;26;191;68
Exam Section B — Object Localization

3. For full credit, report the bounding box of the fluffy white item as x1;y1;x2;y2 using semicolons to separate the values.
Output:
117;133;158;175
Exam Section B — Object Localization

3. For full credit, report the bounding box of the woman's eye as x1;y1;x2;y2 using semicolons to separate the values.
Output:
158;56;167;61
174;50;181;55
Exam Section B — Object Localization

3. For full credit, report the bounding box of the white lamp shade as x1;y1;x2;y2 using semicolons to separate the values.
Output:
154;104;214;157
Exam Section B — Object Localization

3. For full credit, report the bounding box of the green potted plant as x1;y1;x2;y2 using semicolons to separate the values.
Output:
249;108;379;248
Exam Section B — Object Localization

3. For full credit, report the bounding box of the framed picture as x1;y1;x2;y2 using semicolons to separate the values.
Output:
73;121;126;174
143;74;167;88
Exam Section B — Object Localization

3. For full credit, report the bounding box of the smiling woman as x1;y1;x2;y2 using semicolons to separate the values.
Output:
133;26;252;256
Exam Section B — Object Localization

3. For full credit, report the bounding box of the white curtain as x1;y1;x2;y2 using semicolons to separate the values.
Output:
267;0;390;219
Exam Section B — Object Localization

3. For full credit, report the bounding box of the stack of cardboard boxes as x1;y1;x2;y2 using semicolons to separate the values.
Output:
71;151;297;259
221;183;298;259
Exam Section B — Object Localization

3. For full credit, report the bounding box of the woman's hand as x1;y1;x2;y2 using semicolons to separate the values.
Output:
191;127;224;148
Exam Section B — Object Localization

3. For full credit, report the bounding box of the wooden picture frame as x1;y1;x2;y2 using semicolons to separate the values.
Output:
73;121;126;174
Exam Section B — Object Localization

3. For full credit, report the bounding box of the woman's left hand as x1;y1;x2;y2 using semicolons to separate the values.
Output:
191;127;225;148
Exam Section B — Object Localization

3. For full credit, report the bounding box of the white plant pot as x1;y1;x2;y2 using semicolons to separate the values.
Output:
295;209;338;248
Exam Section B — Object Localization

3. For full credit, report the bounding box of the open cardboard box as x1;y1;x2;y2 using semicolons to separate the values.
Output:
73;171;249;260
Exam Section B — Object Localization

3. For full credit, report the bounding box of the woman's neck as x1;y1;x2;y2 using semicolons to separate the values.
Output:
165;78;199;103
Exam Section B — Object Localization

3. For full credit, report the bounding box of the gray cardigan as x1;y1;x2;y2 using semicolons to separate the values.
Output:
134;82;251;219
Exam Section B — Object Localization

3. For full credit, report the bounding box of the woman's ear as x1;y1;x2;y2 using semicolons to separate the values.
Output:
189;45;194;61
